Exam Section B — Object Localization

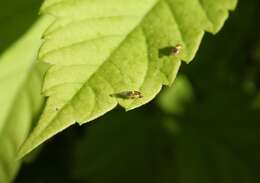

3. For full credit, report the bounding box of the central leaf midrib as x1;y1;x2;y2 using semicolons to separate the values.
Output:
44;0;162;122
78;0;160;90
71;0;161;96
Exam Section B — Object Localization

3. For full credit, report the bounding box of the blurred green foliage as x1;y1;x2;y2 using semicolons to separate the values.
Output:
157;75;194;115
0;0;42;54
0;0;259;182
0;1;48;182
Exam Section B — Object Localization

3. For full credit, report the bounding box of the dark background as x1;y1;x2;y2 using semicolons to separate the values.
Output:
1;0;260;182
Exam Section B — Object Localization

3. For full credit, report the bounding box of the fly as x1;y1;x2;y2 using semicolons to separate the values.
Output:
172;44;182;56
110;91;143;99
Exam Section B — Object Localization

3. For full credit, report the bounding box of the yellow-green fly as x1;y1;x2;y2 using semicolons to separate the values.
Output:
110;91;143;100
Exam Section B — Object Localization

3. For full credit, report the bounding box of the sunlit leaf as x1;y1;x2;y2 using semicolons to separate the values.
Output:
18;0;237;157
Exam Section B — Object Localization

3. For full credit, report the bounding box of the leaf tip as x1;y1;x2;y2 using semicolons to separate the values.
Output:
16;144;32;160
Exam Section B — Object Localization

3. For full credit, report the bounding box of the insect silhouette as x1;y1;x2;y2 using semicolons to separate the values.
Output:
110;91;143;100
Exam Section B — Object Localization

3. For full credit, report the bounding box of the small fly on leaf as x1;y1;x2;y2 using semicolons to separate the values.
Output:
172;44;182;56
110;91;143;100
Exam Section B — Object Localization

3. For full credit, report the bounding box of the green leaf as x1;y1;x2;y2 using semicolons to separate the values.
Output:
0;16;53;183
18;0;237;157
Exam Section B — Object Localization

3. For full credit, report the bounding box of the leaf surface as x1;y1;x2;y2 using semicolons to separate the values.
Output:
18;0;237;157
